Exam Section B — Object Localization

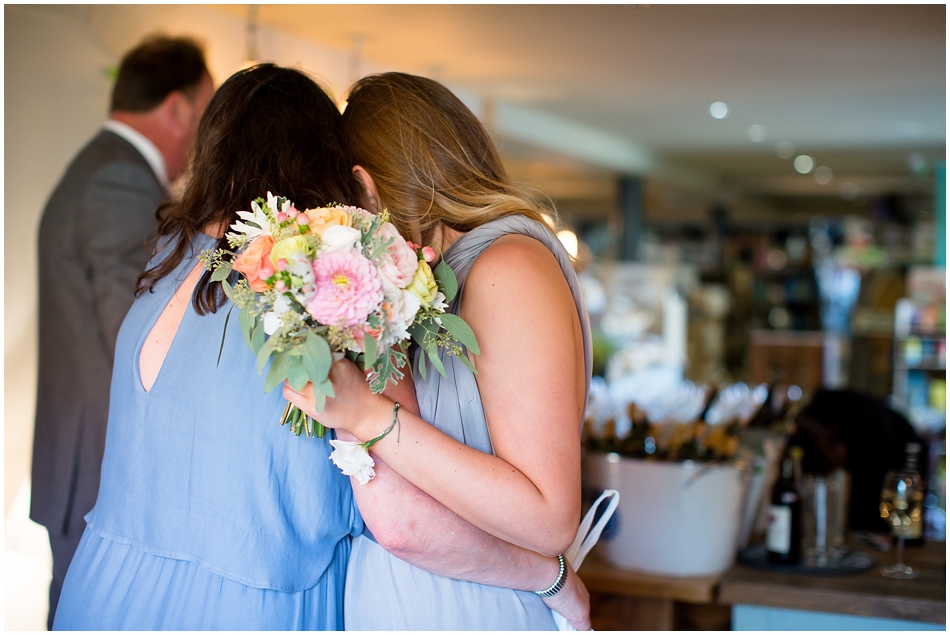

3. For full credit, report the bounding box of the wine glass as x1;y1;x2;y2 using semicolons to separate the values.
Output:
879;468;923;579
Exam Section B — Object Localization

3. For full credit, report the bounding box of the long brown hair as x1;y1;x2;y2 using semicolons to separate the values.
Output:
137;64;360;314
341;72;551;246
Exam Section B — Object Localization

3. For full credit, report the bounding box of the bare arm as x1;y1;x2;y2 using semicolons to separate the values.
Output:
286;235;586;555
344;353;590;629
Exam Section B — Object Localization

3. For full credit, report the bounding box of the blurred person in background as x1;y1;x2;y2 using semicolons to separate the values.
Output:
31;34;213;627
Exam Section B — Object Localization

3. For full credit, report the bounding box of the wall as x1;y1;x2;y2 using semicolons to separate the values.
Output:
3;4;388;514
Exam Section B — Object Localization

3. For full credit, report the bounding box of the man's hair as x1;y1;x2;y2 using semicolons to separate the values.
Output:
110;35;208;112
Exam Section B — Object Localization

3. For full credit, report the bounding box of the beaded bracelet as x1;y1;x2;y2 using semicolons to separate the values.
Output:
534;553;568;597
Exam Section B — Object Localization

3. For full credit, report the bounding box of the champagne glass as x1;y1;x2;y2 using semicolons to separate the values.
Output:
879;467;923;579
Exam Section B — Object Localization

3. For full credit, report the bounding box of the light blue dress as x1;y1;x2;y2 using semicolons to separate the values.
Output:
54;233;362;630
344;215;593;630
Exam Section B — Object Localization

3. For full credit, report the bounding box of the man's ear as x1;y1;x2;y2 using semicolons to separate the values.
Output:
352;165;380;213
161;90;191;137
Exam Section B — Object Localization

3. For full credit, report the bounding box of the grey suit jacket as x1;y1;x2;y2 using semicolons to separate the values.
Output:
31;130;166;535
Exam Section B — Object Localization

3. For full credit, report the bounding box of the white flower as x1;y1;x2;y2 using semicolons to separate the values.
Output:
230;199;272;239
328;439;376;485
382;288;422;347
262;294;292;335
284;253;317;305
320;224;363;254
430;291;448;312
265;191;293;218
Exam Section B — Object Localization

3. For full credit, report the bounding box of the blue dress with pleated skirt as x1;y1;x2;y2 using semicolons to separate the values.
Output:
344;215;593;630
54;233;362;630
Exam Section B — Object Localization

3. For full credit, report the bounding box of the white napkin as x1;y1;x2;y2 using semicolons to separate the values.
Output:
551;489;620;631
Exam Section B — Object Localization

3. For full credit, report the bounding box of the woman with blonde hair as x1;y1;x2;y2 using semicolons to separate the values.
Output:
284;72;592;630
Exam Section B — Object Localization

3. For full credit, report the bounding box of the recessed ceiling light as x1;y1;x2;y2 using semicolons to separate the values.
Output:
776;141;795;159
745;124;768;143
793;155;815;174
814;166;833;185
709;101;729;119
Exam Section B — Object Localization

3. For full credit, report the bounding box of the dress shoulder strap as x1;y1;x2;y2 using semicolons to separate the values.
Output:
441;214;593;397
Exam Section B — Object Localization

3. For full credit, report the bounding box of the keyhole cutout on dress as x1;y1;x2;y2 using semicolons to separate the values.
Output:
139;261;205;393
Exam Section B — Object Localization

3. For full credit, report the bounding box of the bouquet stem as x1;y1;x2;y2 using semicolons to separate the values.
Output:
280;401;326;438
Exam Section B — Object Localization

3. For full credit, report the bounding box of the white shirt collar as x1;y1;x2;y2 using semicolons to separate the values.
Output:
102;119;170;189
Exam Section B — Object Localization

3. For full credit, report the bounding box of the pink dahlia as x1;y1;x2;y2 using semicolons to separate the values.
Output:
307;251;383;328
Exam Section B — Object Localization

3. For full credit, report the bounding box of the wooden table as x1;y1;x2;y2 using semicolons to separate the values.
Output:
578;554;725;630
719;541;946;629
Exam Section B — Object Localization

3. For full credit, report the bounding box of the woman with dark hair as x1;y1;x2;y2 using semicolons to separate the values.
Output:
284;72;593;630
52;65;366;630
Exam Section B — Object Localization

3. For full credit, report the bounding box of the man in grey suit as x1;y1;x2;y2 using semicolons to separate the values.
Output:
32;35;214;627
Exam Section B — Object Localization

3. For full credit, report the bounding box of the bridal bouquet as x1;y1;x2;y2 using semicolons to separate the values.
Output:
201;192;479;441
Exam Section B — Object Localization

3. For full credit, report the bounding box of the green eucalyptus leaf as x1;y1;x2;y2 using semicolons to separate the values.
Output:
316;378;336;400
239;304;254;349
434;258;458;303
222;279;235;302
264;351;291;392
210;263;232;282
427;343;446;378
438;313;480;355
303;334;332;384
456;352;478;375
250;320;266;355
416;348;427;381
217;306;233;367
286;355;310;391
257;336;277;372
362;335;377;370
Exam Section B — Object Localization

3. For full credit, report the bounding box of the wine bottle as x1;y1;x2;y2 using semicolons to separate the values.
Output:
766;448;803;564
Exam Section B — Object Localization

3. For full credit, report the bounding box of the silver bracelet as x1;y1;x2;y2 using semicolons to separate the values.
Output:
534;553;567;597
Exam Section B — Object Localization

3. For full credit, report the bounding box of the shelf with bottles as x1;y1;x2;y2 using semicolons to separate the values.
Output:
892;294;946;434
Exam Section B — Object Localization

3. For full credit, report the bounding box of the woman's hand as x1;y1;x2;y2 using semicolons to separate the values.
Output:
282;357;391;439
542;566;591;630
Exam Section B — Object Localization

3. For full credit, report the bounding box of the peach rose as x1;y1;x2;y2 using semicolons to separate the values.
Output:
232;235;275;292
305;207;352;237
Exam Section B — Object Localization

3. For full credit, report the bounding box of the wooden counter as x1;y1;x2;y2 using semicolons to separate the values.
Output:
719;541;946;626
577;554;725;630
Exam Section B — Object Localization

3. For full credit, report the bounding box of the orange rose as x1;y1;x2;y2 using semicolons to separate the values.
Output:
304;207;351;237
232;235;275;292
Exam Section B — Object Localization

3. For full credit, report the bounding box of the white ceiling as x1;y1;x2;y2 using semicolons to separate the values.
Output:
214;4;946;207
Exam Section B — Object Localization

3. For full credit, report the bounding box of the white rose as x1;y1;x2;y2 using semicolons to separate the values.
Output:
328;439;376;485
320;224;363;254
262;294;293;335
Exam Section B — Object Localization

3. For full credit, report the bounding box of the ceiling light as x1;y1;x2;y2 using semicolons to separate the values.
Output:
813;166;833;185
709;101;729;120
776;141;795;159
557;230;579;259
793;155;815;174
745;124;768;142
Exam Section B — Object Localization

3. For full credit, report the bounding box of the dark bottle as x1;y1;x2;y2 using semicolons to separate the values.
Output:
766;447;803;564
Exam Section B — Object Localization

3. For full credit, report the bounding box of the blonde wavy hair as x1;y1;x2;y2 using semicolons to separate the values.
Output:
341;72;553;246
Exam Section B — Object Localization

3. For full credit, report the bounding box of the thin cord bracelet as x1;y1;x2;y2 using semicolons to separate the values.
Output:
364;402;401;449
